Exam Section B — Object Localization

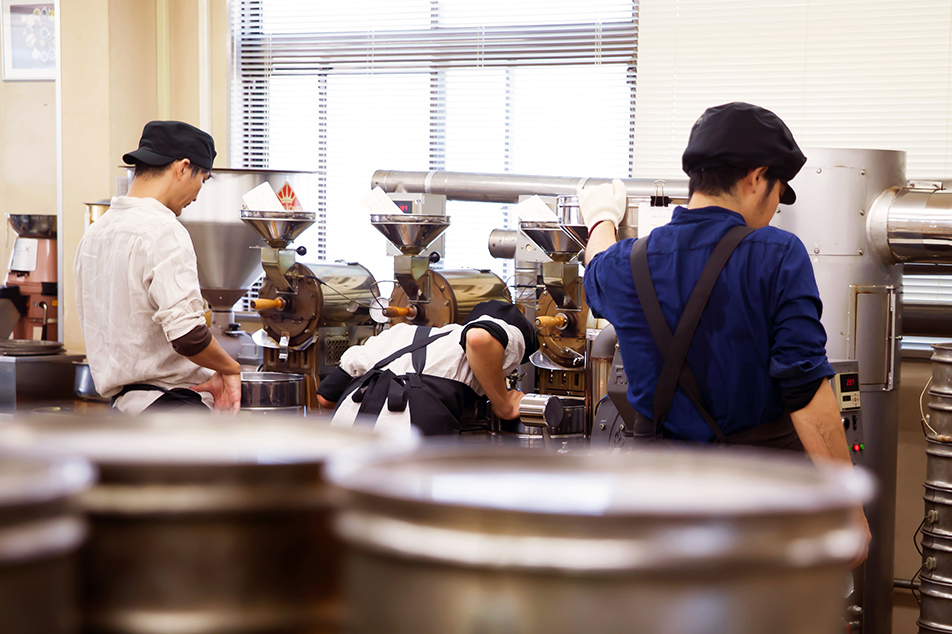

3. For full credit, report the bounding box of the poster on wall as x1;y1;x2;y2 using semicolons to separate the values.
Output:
1;1;55;81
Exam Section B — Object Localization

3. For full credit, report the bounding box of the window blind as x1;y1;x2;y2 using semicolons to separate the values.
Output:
231;0;637;285
631;0;952;315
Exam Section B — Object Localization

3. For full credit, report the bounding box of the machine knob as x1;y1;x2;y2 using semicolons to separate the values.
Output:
383;305;418;320
296;246;307;256
535;314;569;330
251;297;287;311
428;251;441;264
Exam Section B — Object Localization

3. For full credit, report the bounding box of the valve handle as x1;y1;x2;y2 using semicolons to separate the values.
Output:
251;297;287;312
296;246;307;256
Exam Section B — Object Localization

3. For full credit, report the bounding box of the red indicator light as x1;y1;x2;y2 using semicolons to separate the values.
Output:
853;444;860;452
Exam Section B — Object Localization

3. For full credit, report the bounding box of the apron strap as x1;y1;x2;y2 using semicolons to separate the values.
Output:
630;224;754;442
372;328;449;371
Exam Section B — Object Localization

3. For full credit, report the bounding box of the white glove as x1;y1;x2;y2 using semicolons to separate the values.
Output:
578;178;627;231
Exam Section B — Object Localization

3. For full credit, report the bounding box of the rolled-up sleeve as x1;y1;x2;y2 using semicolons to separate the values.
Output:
146;227;208;342
768;236;835;388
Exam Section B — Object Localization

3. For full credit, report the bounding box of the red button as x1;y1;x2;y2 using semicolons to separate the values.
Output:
853;444;860;452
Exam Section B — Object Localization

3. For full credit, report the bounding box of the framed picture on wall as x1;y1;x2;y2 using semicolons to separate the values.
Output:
1;1;55;81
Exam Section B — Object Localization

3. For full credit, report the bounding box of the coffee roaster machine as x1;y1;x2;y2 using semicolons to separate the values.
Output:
373;150;952;634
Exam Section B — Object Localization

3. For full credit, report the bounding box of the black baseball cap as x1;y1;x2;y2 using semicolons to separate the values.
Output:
463;300;538;365
681;102;806;205
122;120;216;172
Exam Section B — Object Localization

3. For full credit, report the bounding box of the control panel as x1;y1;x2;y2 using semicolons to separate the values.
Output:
830;360;866;467
829;359;865;634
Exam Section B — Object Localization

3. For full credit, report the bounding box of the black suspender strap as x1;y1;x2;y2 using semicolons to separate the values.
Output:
372;328;450;372
630;224;754;441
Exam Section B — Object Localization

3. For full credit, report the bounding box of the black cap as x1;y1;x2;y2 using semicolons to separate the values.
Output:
682;102;806;205
122;121;216;172
464;300;538;365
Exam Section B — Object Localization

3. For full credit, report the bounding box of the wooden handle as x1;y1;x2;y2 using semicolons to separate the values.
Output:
251;297;286;311
384;305;417;319
535;314;568;329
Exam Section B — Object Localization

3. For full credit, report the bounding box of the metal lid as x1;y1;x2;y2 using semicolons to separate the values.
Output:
0;446;95;508
0;340;65;356
326;445;874;517
0;414;416;467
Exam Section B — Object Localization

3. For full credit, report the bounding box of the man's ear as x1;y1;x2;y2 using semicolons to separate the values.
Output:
177;158;192;180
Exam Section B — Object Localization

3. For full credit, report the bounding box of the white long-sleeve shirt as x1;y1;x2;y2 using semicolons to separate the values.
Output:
74;196;213;413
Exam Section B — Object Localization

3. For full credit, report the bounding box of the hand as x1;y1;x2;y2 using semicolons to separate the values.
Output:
848;506;871;569
193;372;242;414
578;178;627;231
491;389;525;421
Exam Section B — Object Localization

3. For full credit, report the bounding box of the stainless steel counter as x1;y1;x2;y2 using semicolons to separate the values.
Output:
0;354;85;411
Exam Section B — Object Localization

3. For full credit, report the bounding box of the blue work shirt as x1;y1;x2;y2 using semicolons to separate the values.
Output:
585;205;835;442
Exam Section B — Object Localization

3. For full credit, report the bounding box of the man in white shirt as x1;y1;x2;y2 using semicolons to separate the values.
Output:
75;121;241;414
316;301;536;436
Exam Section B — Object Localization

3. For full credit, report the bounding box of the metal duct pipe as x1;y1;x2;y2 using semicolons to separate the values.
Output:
869;187;952;264
371;170;690;203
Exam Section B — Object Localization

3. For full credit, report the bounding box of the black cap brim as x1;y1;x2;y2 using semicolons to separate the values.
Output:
780;183;796;205
122;147;176;167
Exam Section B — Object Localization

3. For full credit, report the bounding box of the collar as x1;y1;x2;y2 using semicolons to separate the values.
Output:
670;205;748;227
109;196;176;217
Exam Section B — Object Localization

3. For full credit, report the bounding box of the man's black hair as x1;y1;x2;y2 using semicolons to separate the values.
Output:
133;160;208;180
687;165;781;201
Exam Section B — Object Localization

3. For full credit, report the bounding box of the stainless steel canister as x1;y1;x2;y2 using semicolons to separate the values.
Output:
0;414;412;634
0;446;94;634
240;371;307;415
931;393;952;442
926;439;952;490
933;344;952;398
924;485;952;538
922;530;952;584
326;445;873;634
918;577;952;633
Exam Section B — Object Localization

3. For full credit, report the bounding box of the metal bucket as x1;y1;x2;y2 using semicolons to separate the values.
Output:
926;440;952;489
240;371;306;415
924;485;952;537
326;445;873;634
0;446;94;634
922;530;952;583
919;577;952;633
0;414;412;634
933;344;952;398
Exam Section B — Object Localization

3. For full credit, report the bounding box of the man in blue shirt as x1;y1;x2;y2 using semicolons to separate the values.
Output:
582;102;868;562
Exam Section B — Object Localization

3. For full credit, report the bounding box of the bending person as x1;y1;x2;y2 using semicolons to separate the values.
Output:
316;301;537;436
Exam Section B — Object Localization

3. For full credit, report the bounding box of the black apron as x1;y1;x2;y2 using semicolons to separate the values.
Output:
623;225;804;452
111;384;209;411
338;327;478;436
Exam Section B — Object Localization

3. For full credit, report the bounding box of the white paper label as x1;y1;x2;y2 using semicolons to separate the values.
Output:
10;238;38;272
515;195;558;222
241;182;285;211
637;202;674;238
361;186;406;216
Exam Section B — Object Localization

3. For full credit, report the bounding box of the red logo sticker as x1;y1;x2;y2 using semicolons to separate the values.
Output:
277;182;303;211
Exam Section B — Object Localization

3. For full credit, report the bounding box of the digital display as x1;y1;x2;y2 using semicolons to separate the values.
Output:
839;373;859;393
393;200;414;214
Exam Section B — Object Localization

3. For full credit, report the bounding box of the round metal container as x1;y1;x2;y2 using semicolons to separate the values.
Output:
932;343;952;398
389;269;511;327
240;371;306;414
74;362;107;402
0;414;411;634
0;446;94;634
257;262;378;348
924;485;952;537
919;577;952;633
83;200;110;225
326;445;873;634
926;439;952;489
928;393;952;442
922;530;952;584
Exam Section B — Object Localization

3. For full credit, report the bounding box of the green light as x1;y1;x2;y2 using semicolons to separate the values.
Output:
860;444;865;451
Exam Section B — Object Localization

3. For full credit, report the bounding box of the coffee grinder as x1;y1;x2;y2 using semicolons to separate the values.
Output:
1;214;58;340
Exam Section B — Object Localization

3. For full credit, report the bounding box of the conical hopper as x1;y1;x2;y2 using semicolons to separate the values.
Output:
240;210;316;248
181;221;265;310
561;224;589;248
520;221;585;262
371;214;450;256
